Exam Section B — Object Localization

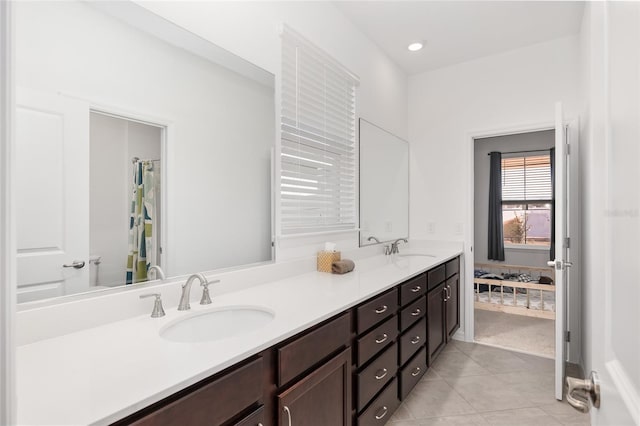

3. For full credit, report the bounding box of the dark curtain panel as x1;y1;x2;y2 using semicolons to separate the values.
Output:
488;151;505;261
550;147;556;261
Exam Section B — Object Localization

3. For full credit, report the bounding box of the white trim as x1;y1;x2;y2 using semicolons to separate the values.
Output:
0;1;15;424
606;359;640;425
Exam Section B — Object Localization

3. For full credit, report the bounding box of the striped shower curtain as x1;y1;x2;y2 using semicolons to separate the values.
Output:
126;160;156;284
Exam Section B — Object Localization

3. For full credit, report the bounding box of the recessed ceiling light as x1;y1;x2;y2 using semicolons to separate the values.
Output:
407;42;423;52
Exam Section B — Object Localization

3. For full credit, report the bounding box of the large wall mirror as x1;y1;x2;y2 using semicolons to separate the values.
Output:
15;1;275;303
359;119;409;246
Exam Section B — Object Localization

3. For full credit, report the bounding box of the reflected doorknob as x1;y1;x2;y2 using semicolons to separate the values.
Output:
62;260;86;269
566;371;600;413
547;260;573;270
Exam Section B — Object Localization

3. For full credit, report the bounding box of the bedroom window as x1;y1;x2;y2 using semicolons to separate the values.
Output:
501;154;552;246
280;26;359;235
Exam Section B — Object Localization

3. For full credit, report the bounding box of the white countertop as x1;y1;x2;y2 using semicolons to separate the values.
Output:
16;248;461;425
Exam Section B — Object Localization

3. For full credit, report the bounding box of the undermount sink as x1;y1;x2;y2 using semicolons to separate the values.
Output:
398;253;436;258
160;306;275;343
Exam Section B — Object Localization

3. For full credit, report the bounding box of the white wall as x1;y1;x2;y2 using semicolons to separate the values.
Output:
137;1;409;259
15;1;274;283
474;130;554;268
408;35;581;348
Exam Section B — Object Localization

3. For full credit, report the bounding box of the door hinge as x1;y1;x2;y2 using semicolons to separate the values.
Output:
566;142;570;155
564;237;570;248
565;331;571;342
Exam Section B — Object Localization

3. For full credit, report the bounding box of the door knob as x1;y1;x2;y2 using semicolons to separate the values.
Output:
62;260;85;269
566;371;600;413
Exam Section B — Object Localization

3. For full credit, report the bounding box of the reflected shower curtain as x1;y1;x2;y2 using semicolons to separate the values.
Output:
126;160;156;284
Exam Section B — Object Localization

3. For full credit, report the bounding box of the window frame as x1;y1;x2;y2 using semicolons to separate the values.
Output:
500;153;553;249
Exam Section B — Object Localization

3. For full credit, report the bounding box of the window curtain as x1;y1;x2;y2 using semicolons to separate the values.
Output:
126;160;156;284
549;147;555;261
488;151;505;261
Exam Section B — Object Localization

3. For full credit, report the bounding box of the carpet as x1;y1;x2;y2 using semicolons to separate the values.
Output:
475;309;555;358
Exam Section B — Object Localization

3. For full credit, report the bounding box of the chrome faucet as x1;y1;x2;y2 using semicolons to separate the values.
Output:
178;273;208;311
148;265;166;280
178;274;221;310
139;293;165;318
367;236;381;244
390;239;408;254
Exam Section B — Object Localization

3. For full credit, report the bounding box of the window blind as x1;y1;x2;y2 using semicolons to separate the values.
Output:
502;154;552;201
280;26;359;235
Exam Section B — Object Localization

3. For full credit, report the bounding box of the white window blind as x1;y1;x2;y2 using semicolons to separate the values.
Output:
501;154;552;202
280;26;359;235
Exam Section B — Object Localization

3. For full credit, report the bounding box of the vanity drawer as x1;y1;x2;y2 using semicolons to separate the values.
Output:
278;312;351;386
357;342;398;411
130;357;263;426
357;289;398;334
399;274;426;306
399;296;426;331
357;315;398;367
445;257;459;278
357;379;400;426
399;317;427;366
232;405;264;426
427;265;446;291
399;347;427;400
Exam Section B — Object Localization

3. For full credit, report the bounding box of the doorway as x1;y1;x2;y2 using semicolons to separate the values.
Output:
89;111;164;288
473;130;556;358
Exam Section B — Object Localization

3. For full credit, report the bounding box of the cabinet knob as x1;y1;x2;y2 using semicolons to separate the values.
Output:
375;333;388;344
411;285;421;293
410;308;421;316
283;406;292;426
374;305;388;314
374;406;389;420
374;368;388;380
411;367;422;377
411;336;421;345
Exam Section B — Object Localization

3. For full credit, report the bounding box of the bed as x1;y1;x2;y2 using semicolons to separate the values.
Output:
474;262;556;320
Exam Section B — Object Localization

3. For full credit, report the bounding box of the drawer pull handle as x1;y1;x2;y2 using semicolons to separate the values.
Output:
283;406;292;426
411;336;421;344
375;368;388;380
411;285;422;293
375;333;388;344
375;406;389;420
410;308;421;316
375;305;388;314
411;367;422;377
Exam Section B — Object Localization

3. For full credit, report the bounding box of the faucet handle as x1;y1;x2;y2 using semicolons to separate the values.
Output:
200;279;220;305
139;293;165;318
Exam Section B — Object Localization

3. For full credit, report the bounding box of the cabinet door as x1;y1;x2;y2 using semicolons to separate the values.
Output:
446;274;460;340
427;283;446;364
277;348;351;426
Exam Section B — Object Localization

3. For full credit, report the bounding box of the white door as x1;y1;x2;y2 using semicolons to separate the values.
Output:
550;102;568;401
563;2;639;423
15;88;90;302
589;2;639;424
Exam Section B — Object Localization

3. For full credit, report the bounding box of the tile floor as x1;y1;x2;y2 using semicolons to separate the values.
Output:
387;341;590;426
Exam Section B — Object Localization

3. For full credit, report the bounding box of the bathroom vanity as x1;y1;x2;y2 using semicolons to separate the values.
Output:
102;255;461;426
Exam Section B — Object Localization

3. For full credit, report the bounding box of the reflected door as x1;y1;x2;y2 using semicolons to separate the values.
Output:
16;88;90;302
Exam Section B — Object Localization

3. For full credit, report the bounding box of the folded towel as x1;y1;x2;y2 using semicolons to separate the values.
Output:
332;259;355;274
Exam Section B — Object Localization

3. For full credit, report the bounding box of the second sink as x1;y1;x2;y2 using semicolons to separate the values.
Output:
160;306;275;343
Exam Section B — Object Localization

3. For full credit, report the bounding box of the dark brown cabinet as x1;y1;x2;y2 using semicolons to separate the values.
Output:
277;348;351;426
445;274;460;339
113;256;461;426
427;257;461;364
427;282;446;364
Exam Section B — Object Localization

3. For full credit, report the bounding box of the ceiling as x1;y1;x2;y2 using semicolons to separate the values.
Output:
334;1;585;75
